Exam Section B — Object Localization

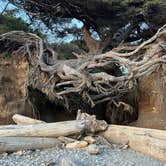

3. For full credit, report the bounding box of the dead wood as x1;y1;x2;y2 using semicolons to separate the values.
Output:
0;113;107;137
4;113;166;162
0;25;165;110
0;121;84;137
0;137;61;152
12;114;45;125
76;110;108;134
100;125;166;162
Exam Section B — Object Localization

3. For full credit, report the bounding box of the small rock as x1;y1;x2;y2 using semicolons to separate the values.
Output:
84;136;96;144
66;141;88;149
86;144;99;155
46;162;57;166
2;152;8;157
60;158;76;166
14;150;25;156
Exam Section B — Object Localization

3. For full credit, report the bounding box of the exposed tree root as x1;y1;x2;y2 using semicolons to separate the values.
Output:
0;25;165;113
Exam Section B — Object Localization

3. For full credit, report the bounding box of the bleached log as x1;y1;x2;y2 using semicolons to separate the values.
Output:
100;125;166;162
0;120;84;137
12;114;45;125
0;137;61;152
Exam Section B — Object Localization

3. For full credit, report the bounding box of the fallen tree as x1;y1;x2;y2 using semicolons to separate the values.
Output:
0;25;165;114
0;0;163;126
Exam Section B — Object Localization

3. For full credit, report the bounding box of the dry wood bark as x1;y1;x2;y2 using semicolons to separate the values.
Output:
0;121;84;137
0;25;165;130
0;137;61;152
0;113;108;137
100;125;166;162
0;25;165;109
2;113;166;162
12;114;45;125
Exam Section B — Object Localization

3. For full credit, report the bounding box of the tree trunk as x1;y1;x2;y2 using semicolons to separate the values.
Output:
0;137;61;152
82;26;101;54
101;125;166;162
0;121;84;137
0;25;165;125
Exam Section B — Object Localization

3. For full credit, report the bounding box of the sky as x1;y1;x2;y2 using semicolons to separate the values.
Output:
0;1;15;12
0;1;83;43
0;1;149;43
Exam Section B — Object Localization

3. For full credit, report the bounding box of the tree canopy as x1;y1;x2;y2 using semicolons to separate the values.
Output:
0;14;31;34
7;0;166;53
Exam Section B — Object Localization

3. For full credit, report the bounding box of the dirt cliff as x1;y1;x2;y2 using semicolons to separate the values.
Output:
0;55;32;124
131;66;166;129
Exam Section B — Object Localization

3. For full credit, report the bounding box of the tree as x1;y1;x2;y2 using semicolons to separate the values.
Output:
0;0;31;34
0;0;165;124
0;9;32;55
0;14;31;33
8;0;166;53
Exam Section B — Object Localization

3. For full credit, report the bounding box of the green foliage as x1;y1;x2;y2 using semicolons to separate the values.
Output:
0;14;32;58
143;0;166;29
0;52;11;59
51;42;83;59
0;14;31;34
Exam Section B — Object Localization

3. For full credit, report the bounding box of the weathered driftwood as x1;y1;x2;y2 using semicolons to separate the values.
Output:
76;110;108;133
66;141;88;149
101;125;166;162
0;114;108;137
12;113;108;134
9;113;166;162
0;137;61;152
0;121;84;137
12;114;45;125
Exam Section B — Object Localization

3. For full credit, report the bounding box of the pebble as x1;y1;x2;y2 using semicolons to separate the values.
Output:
86;144;99;155
66;141;88;149
84;136;96;144
0;145;164;166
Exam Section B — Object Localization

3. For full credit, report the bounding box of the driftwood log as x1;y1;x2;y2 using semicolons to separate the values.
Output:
0;113;108;137
0;137;61;152
101;125;166;162
12;114;45;125
0;121;84;137
10;114;166;162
